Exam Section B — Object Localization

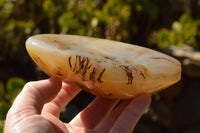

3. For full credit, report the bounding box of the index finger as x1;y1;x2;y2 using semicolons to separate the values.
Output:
42;82;81;117
110;94;151;133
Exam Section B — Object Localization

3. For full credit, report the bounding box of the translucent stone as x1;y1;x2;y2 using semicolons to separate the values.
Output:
26;34;181;99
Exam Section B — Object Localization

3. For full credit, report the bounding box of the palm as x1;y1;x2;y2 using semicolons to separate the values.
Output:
5;77;151;133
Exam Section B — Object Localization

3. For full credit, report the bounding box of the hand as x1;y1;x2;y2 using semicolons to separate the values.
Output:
4;76;151;133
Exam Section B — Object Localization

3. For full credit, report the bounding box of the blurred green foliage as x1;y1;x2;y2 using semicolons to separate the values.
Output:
0;77;26;119
0;120;4;133
157;14;200;48
0;0;161;61
0;77;26;131
1;0;199;62
0;0;200;131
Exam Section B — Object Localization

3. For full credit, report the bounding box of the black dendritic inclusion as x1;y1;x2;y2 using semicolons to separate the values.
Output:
56;67;63;76
68;55;106;83
90;67;97;80
68;56;72;69
120;65;133;85
97;68;106;83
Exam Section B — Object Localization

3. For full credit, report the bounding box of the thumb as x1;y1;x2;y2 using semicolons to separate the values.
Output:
9;76;62;115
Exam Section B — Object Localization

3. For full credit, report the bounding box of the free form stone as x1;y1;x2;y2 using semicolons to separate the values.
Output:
26;34;181;99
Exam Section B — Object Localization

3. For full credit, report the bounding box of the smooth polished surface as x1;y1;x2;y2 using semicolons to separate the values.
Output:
26;34;181;99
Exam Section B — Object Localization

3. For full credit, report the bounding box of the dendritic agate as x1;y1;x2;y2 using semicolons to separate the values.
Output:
26;34;181;99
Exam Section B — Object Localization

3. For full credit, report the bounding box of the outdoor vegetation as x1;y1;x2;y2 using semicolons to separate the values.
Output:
0;0;200;132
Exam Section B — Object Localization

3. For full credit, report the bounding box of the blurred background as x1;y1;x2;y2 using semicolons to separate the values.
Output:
0;0;200;132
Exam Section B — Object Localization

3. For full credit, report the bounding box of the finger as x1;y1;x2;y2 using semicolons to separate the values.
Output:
110;94;151;133
10;76;62;116
70;97;119;129
95;100;131;132
42;82;81;117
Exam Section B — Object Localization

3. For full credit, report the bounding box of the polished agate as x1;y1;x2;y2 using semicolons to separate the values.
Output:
26;34;181;99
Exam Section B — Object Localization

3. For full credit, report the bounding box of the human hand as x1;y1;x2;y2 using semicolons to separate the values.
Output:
4;76;151;133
